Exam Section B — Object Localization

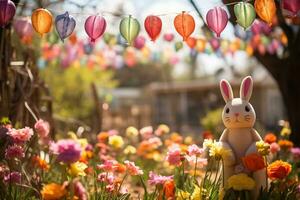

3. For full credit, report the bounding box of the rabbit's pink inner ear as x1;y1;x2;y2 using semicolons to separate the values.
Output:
221;81;230;99
243;78;251;97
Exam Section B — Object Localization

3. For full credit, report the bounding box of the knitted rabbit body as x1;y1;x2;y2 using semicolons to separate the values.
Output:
219;76;266;197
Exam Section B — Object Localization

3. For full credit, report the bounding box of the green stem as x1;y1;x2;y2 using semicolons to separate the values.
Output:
193;156;198;181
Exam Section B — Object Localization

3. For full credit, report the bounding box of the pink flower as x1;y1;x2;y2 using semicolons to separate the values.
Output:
7;127;33;143
50;139;82;164
97;172;115;184
124;160;143;175
185;155;208;167
34;119;50;138
74;181;88;200
97;160;117;172
166;145;182;166
291;147;300;160
148;137;162;148
140;126;153;139
187;144;204;156
148;171;173;186
4;172;21;184
5;145;24;159
270;142;280;154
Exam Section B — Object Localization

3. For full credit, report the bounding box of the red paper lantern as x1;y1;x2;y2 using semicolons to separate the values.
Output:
174;11;195;41
281;0;300;18
144;15;162;42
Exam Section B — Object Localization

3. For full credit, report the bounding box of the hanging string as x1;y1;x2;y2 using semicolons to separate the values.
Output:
16;0;255;18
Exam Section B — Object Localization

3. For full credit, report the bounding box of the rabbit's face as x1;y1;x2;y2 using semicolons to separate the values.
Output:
220;76;255;129
222;98;256;128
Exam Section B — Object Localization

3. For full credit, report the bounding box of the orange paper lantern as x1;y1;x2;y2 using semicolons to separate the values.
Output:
174;11;195;41
186;37;197;49
196;38;206;52
31;8;53;36
254;0;276;26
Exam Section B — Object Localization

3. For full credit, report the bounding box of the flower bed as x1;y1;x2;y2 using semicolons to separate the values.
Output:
0;119;299;200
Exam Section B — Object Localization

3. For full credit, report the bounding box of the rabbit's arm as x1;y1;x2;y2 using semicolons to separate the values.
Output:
219;129;236;166
251;128;263;142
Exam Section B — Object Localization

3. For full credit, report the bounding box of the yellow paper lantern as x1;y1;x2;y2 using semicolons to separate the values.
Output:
254;0;276;26
31;8;53;36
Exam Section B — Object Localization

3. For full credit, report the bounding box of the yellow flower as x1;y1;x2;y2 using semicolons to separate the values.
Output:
280;127;291;137
227;173;255;191
68;132;88;148
156;124;170;135
219;188;225;200
209;142;232;161
126;126;139;137
68;161;87;177
108;135;124;149
177;190;190;200
184;136;193;145
256;141;270;156
124;145;136;155
203;139;217;149
41;183;66;200
191;184;205;200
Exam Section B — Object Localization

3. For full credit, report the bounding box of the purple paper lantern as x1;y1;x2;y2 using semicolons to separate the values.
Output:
206;7;228;37
55;12;76;42
0;0;16;27
84;15;106;43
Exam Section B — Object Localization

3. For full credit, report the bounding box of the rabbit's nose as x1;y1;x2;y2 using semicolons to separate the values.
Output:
234;113;239;117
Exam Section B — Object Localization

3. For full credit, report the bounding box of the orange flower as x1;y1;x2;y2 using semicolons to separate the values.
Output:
32;156;50;171
267;160;292;180
264;133;277;144
203;130;214;139
41;183;67;200
159;180;175;200
114;163;126;174
242;153;265;172
278;140;294;150
97;132;109;143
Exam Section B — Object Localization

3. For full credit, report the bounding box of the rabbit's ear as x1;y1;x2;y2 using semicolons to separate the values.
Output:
220;79;233;103
240;76;253;101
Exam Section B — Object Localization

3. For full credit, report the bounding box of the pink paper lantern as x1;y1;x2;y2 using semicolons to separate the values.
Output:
84;15;106;43
206;7;228;37
281;0;300;18
13;17;34;39
210;38;220;51
133;36;146;50
163;33;174;42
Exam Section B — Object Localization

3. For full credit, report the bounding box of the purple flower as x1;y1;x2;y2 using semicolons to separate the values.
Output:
4;172;21;184
5;145;24;159
148;171;173;186
50;139;82;164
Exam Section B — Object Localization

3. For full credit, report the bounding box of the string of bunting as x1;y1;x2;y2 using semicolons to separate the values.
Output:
0;0;299;45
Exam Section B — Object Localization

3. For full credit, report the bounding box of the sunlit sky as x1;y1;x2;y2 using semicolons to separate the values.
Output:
52;0;257;78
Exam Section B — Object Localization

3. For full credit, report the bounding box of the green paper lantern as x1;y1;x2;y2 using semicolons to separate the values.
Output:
174;41;183;52
234;2;256;30
119;15;140;45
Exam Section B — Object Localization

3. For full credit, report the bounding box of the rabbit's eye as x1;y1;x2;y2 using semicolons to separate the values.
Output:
225;108;230;113
245;106;250;112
